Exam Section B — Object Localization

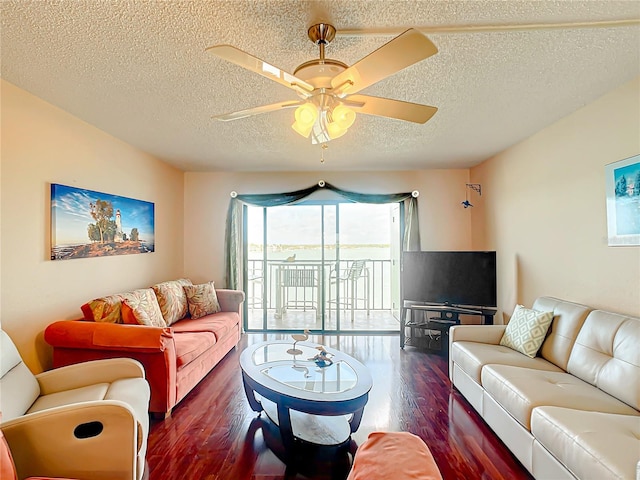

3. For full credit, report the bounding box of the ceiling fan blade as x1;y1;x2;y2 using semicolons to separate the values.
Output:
347;95;437;124
212;100;303;121
331;29;437;95
206;45;314;96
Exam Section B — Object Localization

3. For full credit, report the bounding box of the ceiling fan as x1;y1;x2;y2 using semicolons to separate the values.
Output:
206;23;438;144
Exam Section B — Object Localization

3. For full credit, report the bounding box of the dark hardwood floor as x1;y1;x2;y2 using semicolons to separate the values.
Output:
146;333;533;480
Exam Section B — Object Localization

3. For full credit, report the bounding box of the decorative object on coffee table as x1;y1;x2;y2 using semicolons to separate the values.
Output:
309;345;333;367
287;329;309;355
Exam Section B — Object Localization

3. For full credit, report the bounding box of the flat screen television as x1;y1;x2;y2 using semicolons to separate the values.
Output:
402;251;497;309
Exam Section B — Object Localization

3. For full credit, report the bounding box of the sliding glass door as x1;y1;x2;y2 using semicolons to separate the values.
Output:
244;200;400;333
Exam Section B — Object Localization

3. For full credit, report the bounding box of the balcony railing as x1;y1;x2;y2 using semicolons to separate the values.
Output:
246;258;393;314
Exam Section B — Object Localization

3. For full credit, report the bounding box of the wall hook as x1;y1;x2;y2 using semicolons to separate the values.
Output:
462;183;482;208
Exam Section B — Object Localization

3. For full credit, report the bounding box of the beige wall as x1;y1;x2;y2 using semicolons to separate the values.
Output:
1;80;185;372
7;73;636;372
184;170;473;285
471;77;640;322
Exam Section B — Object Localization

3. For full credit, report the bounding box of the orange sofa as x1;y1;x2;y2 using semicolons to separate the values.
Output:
44;279;244;418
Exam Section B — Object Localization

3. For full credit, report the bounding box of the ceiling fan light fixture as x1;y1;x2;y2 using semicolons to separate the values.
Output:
292;119;314;138
294;103;318;125
326;121;347;140
292;103;318;137
331;104;356;129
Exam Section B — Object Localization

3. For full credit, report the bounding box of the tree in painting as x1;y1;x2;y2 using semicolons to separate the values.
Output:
615;175;628;197
89;199;114;243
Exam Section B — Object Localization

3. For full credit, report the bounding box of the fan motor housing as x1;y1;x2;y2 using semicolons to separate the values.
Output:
294;60;347;89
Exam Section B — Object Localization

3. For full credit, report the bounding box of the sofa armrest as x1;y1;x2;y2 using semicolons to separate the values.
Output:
449;325;507;345
2;401;140;480
45;320;174;353
449;325;508;381
45;320;177;416
216;289;245;314
36;358;145;395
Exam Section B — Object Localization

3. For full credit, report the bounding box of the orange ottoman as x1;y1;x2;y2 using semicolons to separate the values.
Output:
347;432;443;480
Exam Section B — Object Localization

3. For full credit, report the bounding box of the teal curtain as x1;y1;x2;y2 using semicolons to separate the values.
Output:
224;182;420;289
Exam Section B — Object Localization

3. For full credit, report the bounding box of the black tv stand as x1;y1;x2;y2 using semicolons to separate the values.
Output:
400;300;496;351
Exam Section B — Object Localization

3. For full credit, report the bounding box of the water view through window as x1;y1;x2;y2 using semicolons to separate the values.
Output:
245;202;401;332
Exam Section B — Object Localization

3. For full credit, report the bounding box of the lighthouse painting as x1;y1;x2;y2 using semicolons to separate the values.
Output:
51;184;155;260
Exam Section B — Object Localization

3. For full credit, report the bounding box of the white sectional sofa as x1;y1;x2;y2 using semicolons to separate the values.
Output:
449;296;640;480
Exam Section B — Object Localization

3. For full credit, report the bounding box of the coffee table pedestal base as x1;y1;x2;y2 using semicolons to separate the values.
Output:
261;398;351;446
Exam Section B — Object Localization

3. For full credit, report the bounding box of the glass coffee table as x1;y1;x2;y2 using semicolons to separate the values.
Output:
240;340;373;449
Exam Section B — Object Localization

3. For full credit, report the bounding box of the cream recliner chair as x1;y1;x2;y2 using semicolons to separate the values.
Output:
0;329;150;480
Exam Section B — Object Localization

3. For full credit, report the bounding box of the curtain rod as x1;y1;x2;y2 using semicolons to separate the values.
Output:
230;182;419;197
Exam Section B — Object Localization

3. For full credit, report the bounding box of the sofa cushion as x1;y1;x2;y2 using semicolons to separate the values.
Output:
152;279;192;326
27;383;110;414
171;312;239;342
1;331;40;420
451;341;562;384
184;282;221;320
500;305;553;358
566;310;640;410
533;297;591;371
121;289;166;328
174;332;217;369
482;364;640;430
531;406;640;480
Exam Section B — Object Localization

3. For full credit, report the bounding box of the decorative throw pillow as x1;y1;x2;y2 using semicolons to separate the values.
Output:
184;281;221;320
500;304;554;358
85;294;124;323
121;289;166;327
152;278;192;325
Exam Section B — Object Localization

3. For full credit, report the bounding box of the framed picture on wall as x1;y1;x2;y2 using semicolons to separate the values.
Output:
605;155;640;246
51;183;155;260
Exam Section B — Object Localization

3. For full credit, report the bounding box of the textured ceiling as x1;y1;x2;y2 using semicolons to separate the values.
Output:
1;1;639;172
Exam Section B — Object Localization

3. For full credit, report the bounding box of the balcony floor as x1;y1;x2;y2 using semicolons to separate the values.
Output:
246;308;400;332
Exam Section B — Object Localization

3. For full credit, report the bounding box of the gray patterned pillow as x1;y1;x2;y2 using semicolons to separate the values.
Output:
500;305;554;358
